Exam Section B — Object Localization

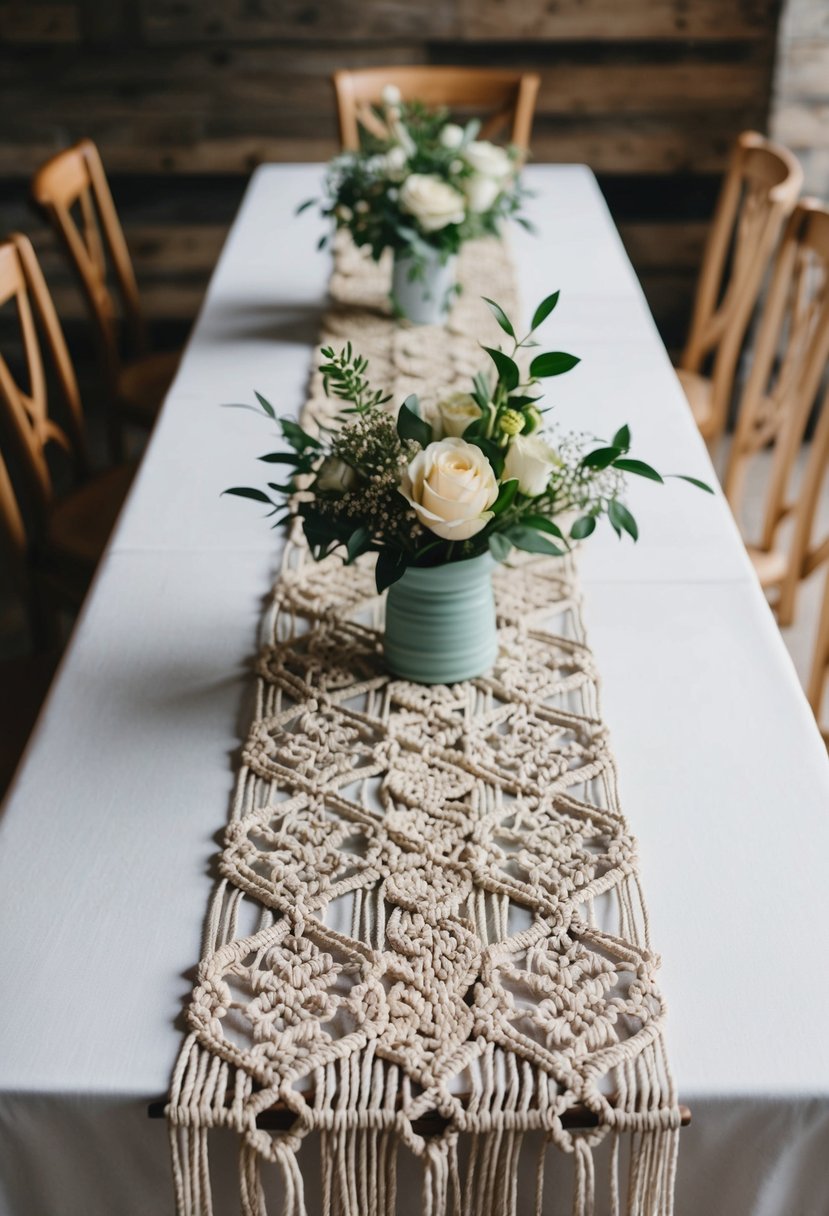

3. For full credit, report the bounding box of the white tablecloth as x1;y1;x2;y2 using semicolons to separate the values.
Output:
2;165;829;1215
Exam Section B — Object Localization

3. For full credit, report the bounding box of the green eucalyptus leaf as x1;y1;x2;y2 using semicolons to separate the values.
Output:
482;297;516;339
529;351;580;378
223;487;273;504
482;346;520;393
612;424;631;451
488;532;513;561
668;474;715;494
613;458;663;483
522;514;565;539
505;525;565;556
397;398;433;448
254;392;276;419
609;500;639;541
582;446;621;470
570;515;597;540
530;290;560;332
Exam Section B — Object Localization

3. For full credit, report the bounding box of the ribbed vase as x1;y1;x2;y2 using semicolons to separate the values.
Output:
383;553;498;684
391;247;456;325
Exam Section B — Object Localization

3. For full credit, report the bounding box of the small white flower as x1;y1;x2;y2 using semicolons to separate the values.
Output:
401;438;498;541
399;174;466;233
316;457;358;494
355;199;370;214
383;145;408;181
335;204;353;222
440;123;465;149
503;434;559;497
382;83;402;106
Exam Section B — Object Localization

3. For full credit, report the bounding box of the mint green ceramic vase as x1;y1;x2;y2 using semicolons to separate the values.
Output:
383;553;498;684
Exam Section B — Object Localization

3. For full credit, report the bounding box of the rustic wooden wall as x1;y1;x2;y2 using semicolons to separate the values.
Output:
0;0;783;355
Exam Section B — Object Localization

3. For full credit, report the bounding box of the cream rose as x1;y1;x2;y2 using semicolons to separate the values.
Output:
399;174;466;233
401;438;498;541
316;456;358;494
463;174;501;214
435;391;482;438
463;140;514;181
503;434;559;497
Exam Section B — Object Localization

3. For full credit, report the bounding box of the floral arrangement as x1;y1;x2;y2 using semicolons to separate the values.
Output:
227;290;711;592
300;85;530;266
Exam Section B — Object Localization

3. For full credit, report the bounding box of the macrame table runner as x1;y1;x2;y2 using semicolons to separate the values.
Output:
167;237;681;1216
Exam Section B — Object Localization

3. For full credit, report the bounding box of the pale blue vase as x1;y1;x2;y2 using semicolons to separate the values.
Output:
383;553;498;684
391;247;457;325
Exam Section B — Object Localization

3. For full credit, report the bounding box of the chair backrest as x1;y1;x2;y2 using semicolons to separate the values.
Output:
723;202;829;621
333;67;540;154
30;139;147;394
0;233;88;533
679;131;802;443
808;564;829;736
0;443;28;593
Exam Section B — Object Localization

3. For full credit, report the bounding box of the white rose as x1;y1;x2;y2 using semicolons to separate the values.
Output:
463;174;500;214
382;84;402;106
440;123;465;149
316;456;358;494
401;438;498;541
383;145;408;181
399;174;466;233
503;434;559;497
435;391;482;437
463;140;513;182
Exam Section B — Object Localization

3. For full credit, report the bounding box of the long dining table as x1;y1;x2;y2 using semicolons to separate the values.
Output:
1;164;829;1216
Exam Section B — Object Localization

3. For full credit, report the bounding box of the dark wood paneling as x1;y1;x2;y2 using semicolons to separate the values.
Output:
0;1;783;350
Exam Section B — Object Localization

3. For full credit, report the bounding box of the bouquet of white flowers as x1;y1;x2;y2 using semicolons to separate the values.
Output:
300;86;531;323
227;290;711;594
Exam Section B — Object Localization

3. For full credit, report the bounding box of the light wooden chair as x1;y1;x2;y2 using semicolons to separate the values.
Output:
30;139;179;454
0;232;133;616
723;202;829;626
676;131;802;450
807;566;829;742
333;67;540;154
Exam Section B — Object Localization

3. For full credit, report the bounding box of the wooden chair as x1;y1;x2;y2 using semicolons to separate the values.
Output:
30;139;179;454
0;232;133;618
723;202;829;626
807;565;829;743
676;131;802;450
333;67;540;154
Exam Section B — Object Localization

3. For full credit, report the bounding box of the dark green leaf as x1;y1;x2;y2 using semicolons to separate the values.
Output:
488;532;513;561
280;418;321;452
317;234;328;251
491;478;519;515
346;526;371;563
609;500;639;541
613;458;663;483
258;452;303;465
482;297;516;339
466;435;504;478
529;351;580;378
522;514;565;540
295;198;316;214
223;487;273;504
530;291;560;332
482;346;520;393
668;474;715;494
505;525;565;556
254;392;276;419
376;548;408;594
397;398;433;448
612;424;631;451
570;515;597;540
582;446;621;470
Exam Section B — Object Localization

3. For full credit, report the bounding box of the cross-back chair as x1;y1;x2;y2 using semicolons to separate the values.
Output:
0;232;133;615
722;201;829;626
333;67;540;154
30;139;178;454
676;131;802;450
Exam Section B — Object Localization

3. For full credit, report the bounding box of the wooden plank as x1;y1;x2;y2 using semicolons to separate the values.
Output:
139;0;459;42
457;0;781;41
